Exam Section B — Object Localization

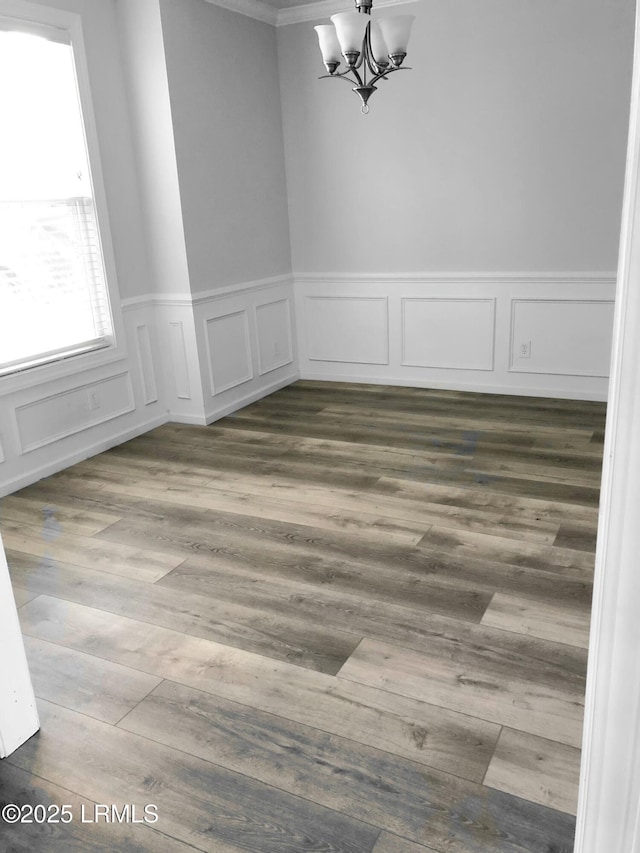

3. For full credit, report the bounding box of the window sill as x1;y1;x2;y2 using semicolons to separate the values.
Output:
0;341;128;398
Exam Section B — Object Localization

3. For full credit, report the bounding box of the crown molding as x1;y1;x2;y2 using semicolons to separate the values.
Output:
203;0;417;28
276;0;417;26
199;0;625;28
203;0;278;26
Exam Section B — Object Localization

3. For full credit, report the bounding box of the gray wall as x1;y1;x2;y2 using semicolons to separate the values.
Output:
117;0;191;298
277;0;635;274
160;0;292;293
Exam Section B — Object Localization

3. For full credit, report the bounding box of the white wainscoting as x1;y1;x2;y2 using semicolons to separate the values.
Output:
0;277;298;496
256;298;294;376
0;301;170;498
510;299;615;378
147;276;298;425
135;322;159;406
205;310;253;395
168;320;193;400
305;296;389;365
195;277;298;423
15;371;135;454
294;274;617;401
402;298;496;371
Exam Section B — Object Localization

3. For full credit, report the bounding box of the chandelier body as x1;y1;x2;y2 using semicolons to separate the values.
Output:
314;1;414;113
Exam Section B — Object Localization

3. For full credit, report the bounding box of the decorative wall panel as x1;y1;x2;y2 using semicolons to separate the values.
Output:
256;298;294;375
205;310;253;395
305;296;389;365
402;298;495;370
16;372;134;453
168;321;191;400
510;299;615;377
135;323;158;404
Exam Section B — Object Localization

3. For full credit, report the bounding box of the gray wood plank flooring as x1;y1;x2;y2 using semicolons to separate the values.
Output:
0;380;603;852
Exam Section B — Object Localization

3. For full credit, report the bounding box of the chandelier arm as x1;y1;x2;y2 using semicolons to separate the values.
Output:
350;65;364;87
368;65;411;87
318;73;358;85
362;25;377;78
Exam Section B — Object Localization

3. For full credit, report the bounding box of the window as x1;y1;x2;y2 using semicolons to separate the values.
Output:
0;27;114;377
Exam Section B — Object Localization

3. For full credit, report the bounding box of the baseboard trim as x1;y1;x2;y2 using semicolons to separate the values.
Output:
204;371;300;424
299;370;609;402
0;412;169;498
166;373;300;426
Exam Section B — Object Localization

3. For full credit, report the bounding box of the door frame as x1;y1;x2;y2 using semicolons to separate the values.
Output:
575;2;640;849
0;532;39;758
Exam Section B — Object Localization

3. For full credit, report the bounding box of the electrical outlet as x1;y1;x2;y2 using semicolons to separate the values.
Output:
273;342;281;358
518;340;532;359
89;391;100;411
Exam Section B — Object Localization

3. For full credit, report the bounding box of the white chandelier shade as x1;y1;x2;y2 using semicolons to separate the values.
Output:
330;12;370;56
369;20;389;67
314;25;342;66
314;1;415;113
377;15;414;56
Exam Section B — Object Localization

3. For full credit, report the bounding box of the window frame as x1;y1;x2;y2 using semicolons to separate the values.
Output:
0;1;126;396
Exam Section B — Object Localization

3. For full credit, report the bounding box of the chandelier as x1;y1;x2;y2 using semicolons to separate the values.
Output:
314;1;415;114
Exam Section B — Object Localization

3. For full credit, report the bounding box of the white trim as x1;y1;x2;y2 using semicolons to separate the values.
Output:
135;324;159;406
508;298;616;378
191;275;292;305
204;309;254;396
120;294;156;311
14;371;135;454
167;372;300;425
0;347;128;397
204;370;299;423
575;2;640;850
168;321;191;400
0;0;128;395
164;413;210;426
0;412;168;499
276;0;418;27
298;370;609;402
295;271;617;285
295;273;613;400
119;272;614;311
255;297;295;376
203;0;418;27
0;0;75;29
305;294;390;365
120;274;292;310
0;531;39;757
400;296;496;372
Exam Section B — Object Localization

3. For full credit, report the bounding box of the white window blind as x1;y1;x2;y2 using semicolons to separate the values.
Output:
0;28;114;376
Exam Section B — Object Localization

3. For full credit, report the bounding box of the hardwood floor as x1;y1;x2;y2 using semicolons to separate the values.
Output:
0;380;605;852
